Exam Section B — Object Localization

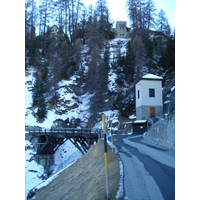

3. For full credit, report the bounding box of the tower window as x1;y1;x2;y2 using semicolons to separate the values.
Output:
149;88;155;97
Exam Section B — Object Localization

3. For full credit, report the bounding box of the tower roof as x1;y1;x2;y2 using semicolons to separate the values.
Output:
142;74;163;80
136;74;163;84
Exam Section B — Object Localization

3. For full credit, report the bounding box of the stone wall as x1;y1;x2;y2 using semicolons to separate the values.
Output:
136;105;163;120
143;116;175;150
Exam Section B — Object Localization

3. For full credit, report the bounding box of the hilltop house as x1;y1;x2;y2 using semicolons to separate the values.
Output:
112;21;130;38
47;25;64;38
135;74;163;120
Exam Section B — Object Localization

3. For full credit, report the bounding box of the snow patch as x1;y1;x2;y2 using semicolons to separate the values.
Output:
53;140;82;174
171;86;175;92
25;140;46;199
108;69;117;93
129;114;136;120
115;160;124;199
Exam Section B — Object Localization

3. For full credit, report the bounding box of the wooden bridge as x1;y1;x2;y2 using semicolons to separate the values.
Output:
28;128;101;155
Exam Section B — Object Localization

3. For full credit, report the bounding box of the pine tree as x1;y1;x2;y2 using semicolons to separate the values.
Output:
113;91;135;117
41;62;49;83
144;37;156;73
103;47;110;70
124;41;135;82
37;95;47;119
158;36;175;74
32;75;44;106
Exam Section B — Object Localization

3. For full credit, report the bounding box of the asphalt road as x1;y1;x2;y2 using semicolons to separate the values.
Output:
108;134;175;200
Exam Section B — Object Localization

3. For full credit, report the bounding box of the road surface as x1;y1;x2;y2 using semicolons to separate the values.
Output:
109;134;175;200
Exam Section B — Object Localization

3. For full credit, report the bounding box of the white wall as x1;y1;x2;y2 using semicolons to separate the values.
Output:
136;83;143;107
136;79;163;108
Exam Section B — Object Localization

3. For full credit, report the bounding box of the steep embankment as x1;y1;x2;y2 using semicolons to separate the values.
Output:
143;115;175;150
30;140;120;200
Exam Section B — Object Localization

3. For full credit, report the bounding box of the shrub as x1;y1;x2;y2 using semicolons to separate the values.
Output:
113;91;135;117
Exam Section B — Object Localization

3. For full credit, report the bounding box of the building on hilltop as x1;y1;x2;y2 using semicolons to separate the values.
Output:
47;25;65;38
112;21;130;38
135;74;163;120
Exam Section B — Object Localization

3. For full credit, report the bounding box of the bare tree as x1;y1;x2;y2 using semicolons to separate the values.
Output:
157;9;169;53
25;0;37;47
145;0;157;30
39;0;53;55
127;0;158;30
132;35;146;79
63;0;83;42
127;0;138;29
157;9;168;33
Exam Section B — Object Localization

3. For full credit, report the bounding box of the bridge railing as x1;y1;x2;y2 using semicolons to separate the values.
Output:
28;128;101;139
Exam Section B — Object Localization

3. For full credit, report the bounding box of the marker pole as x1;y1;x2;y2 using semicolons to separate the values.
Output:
102;115;110;200
111;122;113;152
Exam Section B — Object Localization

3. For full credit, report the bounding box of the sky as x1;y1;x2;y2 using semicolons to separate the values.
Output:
81;0;175;30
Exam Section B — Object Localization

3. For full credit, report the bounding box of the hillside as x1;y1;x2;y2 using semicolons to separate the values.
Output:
25;36;175;198
25;0;175;197
28;140;121;200
25;38;132;130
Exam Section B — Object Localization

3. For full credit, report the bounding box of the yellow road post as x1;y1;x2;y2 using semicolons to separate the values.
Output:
111;121;113;152
102;115;110;200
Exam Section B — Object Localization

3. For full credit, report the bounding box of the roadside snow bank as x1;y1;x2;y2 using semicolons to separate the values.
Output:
143;116;175;150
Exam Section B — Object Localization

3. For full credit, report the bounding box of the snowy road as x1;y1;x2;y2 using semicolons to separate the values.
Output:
110;134;175;200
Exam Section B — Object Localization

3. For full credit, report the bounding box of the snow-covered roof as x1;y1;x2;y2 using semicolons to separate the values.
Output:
142;74;163;80
134;120;147;123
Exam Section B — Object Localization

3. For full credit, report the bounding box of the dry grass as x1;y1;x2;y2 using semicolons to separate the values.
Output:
31;140;120;200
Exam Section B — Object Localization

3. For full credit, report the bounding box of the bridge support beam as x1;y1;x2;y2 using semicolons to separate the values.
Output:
36;154;54;175
69;138;86;155
29;128;100;155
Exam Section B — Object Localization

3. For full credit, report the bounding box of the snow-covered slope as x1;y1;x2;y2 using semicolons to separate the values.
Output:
25;140;46;198
25;38;132;129
25;68;93;129
25;68;85;198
